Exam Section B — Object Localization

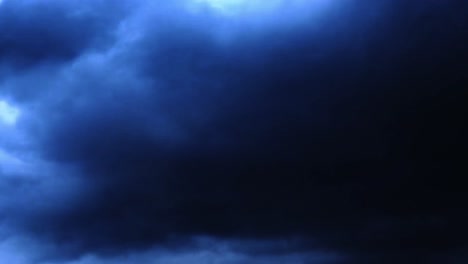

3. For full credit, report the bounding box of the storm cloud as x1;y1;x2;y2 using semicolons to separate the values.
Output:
1;0;467;263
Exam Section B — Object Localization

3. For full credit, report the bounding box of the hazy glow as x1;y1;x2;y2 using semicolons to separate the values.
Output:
0;100;20;126
188;0;337;23
192;0;283;16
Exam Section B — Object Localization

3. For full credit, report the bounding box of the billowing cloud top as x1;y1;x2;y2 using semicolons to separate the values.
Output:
1;0;467;263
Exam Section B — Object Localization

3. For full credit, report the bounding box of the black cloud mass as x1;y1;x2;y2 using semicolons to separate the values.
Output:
0;0;467;263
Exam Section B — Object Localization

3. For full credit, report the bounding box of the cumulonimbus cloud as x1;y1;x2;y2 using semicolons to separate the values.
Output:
1;0;467;263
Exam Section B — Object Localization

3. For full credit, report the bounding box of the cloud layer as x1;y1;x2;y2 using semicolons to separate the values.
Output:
1;0;467;263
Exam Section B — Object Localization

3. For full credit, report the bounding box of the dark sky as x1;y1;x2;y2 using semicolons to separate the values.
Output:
0;0;467;263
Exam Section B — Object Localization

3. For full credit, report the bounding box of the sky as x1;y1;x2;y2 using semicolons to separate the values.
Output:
0;0;467;263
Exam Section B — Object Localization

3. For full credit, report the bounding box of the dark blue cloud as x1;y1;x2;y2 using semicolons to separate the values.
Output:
0;0;130;72
1;0;467;263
